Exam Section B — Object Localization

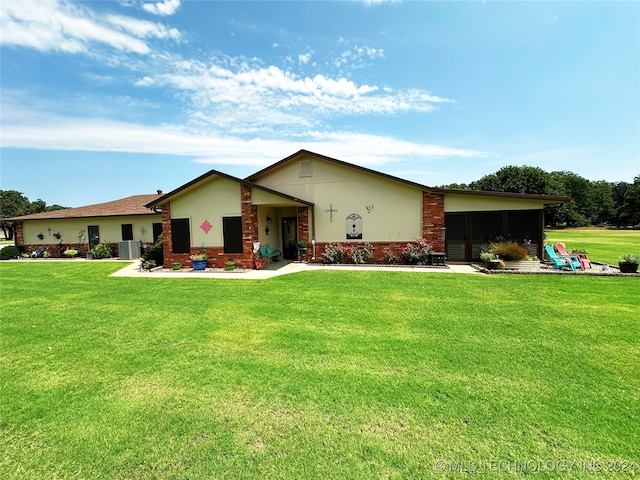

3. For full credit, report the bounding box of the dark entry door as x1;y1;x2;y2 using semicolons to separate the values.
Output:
282;217;297;259
88;225;100;249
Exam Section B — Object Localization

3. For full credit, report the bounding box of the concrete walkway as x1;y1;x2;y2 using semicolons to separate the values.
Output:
110;260;481;279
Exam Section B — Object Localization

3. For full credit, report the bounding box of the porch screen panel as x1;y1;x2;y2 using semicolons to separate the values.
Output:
171;218;191;254
445;213;466;261
223;216;243;253
507;210;539;241
471;212;503;242
445;213;466;240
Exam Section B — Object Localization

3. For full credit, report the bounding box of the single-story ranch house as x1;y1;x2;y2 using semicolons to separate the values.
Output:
7;194;163;258
8;150;570;267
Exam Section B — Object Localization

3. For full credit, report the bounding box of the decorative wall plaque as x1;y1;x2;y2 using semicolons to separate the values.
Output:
346;213;363;239
200;219;213;234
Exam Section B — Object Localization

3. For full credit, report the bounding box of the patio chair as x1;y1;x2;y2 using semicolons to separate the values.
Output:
545;245;581;272
265;246;281;262
259;245;281;264
556;243;591;270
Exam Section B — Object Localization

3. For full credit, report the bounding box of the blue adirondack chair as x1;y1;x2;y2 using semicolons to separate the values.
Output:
545;245;581;272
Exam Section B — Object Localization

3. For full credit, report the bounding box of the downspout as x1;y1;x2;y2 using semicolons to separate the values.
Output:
311;205;316;260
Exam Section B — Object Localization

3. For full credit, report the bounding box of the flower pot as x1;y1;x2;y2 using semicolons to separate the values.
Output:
225;262;236;271
191;259;207;270
486;260;503;270
618;262;638;273
171;262;182;270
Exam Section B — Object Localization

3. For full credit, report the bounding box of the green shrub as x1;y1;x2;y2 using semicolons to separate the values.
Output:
90;241;113;259
494;242;528;261
142;235;164;266
0;245;20;260
64;249;78;258
619;253;640;264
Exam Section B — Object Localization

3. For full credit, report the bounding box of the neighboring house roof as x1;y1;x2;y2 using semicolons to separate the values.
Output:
6;194;163;221
246;149;571;204
145;169;314;209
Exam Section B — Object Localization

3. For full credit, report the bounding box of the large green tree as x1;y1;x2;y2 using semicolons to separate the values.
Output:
443;165;637;228
0;190;67;240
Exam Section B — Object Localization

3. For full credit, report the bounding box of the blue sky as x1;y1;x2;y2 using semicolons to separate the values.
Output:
1;0;638;207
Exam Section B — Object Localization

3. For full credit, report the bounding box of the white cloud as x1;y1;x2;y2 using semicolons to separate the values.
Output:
106;14;181;41
142;0;180;16
0;101;485;170
334;44;385;68
361;0;401;6
134;76;156;86
137;59;452;133
298;52;312;64
0;0;180;55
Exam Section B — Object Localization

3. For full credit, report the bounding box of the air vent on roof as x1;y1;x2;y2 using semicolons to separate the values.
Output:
299;160;312;177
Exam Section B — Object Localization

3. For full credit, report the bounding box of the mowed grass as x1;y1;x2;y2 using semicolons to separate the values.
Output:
1;262;639;479
546;228;640;265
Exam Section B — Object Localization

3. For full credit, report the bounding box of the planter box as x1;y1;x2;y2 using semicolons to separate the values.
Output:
504;260;540;270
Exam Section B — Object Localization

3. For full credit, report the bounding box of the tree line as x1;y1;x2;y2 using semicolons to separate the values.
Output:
442;167;640;228
0;190;67;240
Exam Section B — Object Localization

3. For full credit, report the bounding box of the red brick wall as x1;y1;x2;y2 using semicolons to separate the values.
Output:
241;184;258;267
161;203;173;268
422;192;445;253
297;206;309;260
14;221;24;246
309;241;408;264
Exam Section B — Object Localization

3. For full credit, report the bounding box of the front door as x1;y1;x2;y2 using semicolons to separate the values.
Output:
282;217;297;259
88;225;100;249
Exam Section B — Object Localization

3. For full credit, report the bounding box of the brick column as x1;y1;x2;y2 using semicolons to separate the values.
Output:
422;192;445;252
14;221;24;247
297;206;309;260
161;203;172;268
241;184;258;266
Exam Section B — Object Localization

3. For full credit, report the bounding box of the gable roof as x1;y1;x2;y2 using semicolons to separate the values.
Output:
145;169;314;209
6;194;163;221
246;149;571;204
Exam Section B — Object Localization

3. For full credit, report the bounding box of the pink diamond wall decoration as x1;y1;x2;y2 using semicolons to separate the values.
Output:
200;219;213;234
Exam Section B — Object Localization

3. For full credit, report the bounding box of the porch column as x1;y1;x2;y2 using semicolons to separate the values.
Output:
297;206;309;260
14;221;24;247
422;192;445;252
161;203;172;268
241;184;258;266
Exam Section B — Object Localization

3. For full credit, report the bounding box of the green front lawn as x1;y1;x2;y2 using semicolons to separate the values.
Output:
1;263;639;479
546;228;640;265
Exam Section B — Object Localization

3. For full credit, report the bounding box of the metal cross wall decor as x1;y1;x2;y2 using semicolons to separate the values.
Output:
324;203;338;222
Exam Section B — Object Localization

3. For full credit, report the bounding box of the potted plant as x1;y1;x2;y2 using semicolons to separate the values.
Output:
225;261;236;271
171;262;182;270
297;240;307;259
618;253;639;273
189;253;208;270
480;251;494;267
